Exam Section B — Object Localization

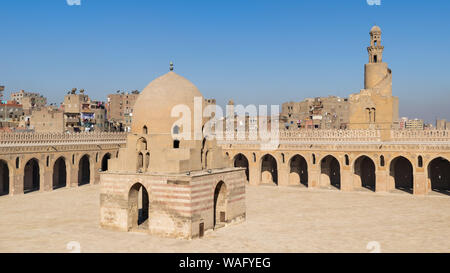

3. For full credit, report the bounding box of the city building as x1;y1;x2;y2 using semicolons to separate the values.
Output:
11;90;47;114
406;118;424;130
399;117;409;130
436;119;450;130
29;106;64;133
282;96;349;129
0;100;24;128
0;86;4;101
62;89;108;132
106;91;140;132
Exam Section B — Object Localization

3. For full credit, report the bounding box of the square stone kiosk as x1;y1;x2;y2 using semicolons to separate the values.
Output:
100;68;246;239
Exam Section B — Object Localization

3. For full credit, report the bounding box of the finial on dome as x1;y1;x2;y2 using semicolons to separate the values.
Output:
170;61;174;72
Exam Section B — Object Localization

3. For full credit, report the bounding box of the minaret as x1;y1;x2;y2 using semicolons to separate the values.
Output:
367;25;384;64
364;25;390;92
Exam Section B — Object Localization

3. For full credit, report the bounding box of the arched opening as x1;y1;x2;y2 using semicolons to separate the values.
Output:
234;154;249;182
0;160;9;196
201;138;207;169
137;137;147;151
345;155;350;166
101;153;111;172
354;156;376;191
24;158;40;193
145;153;150;170
78;155;91;186
320;155;341;189
390;156;413;194
214;181;227;228
428;157;450;195
142;126;148;134
53;157;67;190
137;152;144;171
16;157;20;169
289;155;308;186
380;155;385;167
128;183;149;230
173;125;180;134
261;154;278;185
418;156;423;168
173;125;180;135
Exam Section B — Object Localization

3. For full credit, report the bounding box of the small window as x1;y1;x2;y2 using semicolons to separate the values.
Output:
312;154;316;165
345;155;349;166
174;140;180;149
173;125;180;135
46;156;49;167
380;155;385;167
143;126;148;134
418;156;423;168
16;157;20;169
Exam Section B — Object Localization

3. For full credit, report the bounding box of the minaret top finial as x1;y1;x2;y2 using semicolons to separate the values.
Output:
170;61;174;72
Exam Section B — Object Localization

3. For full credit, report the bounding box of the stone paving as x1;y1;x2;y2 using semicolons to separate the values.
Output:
0;184;449;253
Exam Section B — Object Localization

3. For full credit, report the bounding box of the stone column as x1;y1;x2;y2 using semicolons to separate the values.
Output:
248;161;260;186
69;162;79;188
11;169;24;196
414;171;427;195
309;164;321;189
341;167;353;192
93;160;101;185
42;166;53;192
278;163;290;186
375;169;389;193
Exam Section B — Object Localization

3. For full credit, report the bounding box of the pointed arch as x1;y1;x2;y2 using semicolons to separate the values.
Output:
320;155;341;189
53;157;67;190
289;155;308;186
128;183;149;230
24;158;40;193
101;153;111;172
0;160;10;196
233;154;249;182
214;181;228;228
390;156;413;194
353;156;376;191
261;154;278;185
78;155;91;186
428;157;450;195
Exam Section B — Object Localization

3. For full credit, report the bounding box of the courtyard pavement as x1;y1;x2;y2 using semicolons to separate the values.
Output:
0;184;449;253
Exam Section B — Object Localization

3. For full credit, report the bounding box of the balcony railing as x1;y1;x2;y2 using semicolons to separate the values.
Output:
0;132;127;147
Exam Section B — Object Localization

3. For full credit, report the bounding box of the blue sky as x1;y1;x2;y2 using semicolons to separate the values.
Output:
1;0;449;123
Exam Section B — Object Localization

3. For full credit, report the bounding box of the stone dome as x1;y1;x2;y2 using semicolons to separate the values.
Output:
370;25;381;33
131;71;204;135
